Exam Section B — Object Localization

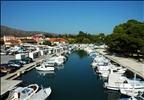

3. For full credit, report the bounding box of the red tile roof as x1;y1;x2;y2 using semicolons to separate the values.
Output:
5;39;19;43
50;38;68;43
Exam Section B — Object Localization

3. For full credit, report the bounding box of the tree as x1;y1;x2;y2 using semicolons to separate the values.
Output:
105;19;144;56
43;40;51;46
81;38;91;44
77;31;87;37
76;37;84;43
67;38;76;44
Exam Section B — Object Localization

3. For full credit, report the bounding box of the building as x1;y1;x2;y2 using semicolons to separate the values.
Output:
19;39;37;45
50;38;68;45
32;34;46;44
4;39;20;47
3;35;16;42
17;36;33;39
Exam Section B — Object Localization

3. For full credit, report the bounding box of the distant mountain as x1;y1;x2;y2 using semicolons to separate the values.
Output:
0;25;57;37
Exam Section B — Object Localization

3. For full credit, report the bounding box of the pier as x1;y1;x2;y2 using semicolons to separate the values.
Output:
0;54;51;96
97;49;144;79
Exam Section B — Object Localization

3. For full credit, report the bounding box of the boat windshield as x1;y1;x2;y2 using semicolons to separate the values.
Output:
25;88;30;93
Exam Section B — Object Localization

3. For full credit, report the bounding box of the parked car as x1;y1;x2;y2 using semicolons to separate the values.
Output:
0;66;14;73
8;59;26;65
7;60;23;68
4;64;20;71
21;57;33;64
0;63;17;73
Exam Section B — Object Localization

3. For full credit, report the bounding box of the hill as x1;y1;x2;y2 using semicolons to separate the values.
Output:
0;25;57;37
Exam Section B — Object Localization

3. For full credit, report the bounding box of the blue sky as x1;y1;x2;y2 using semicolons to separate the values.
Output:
1;1;144;35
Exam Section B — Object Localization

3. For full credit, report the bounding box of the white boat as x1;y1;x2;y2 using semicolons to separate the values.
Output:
44;61;56;67
101;68;126;77
104;74;144;91
6;84;39;100
30;86;52;100
48;55;65;66
120;74;144;97
120;88;144;97
35;63;55;71
91;56;110;68
36;70;55;76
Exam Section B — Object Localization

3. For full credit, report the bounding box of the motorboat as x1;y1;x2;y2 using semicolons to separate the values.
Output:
104;74;144;91
35;63;55;71
48;57;64;66
96;62;126;77
101;68;126;78
120;88;144;97
6;84;39;100
120;74;144;97
36;70;55;76
44;61;56;67
30;86;52;100
91;56;110;68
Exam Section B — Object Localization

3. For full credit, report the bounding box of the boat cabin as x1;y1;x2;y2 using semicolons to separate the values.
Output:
7;85;38;100
107;74;127;86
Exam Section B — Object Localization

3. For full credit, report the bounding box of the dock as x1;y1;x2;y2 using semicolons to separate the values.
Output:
1;80;22;97
97;49;144;79
0;54;51;96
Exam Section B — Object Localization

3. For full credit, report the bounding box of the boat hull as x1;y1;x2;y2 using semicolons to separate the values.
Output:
36;67;54;71
30;87;52;100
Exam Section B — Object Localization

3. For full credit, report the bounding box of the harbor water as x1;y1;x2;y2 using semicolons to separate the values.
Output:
14;50;140;100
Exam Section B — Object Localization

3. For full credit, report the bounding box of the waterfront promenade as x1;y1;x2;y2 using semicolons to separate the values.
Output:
97;49;144;79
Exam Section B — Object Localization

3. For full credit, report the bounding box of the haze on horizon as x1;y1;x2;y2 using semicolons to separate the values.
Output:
1;1;144;35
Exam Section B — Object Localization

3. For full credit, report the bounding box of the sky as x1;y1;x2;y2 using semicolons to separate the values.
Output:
1;1;144;35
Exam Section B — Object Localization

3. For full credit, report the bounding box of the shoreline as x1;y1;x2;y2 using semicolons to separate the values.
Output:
96;48;144;79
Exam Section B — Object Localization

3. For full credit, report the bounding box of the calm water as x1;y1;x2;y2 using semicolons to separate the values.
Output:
15;50;137;100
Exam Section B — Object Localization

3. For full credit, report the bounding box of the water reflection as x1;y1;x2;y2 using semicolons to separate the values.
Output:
105;89;121;100
55;65;64;70
36;70;55;79
72;50;87;59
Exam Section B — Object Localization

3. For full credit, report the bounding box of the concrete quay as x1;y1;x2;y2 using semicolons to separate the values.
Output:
97;49;144;79
0;54;51;96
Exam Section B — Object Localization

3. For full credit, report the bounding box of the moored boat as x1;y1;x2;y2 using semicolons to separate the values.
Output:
29;86;52;100
35;63;55;71
104;74;144;91
6;84;39;100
